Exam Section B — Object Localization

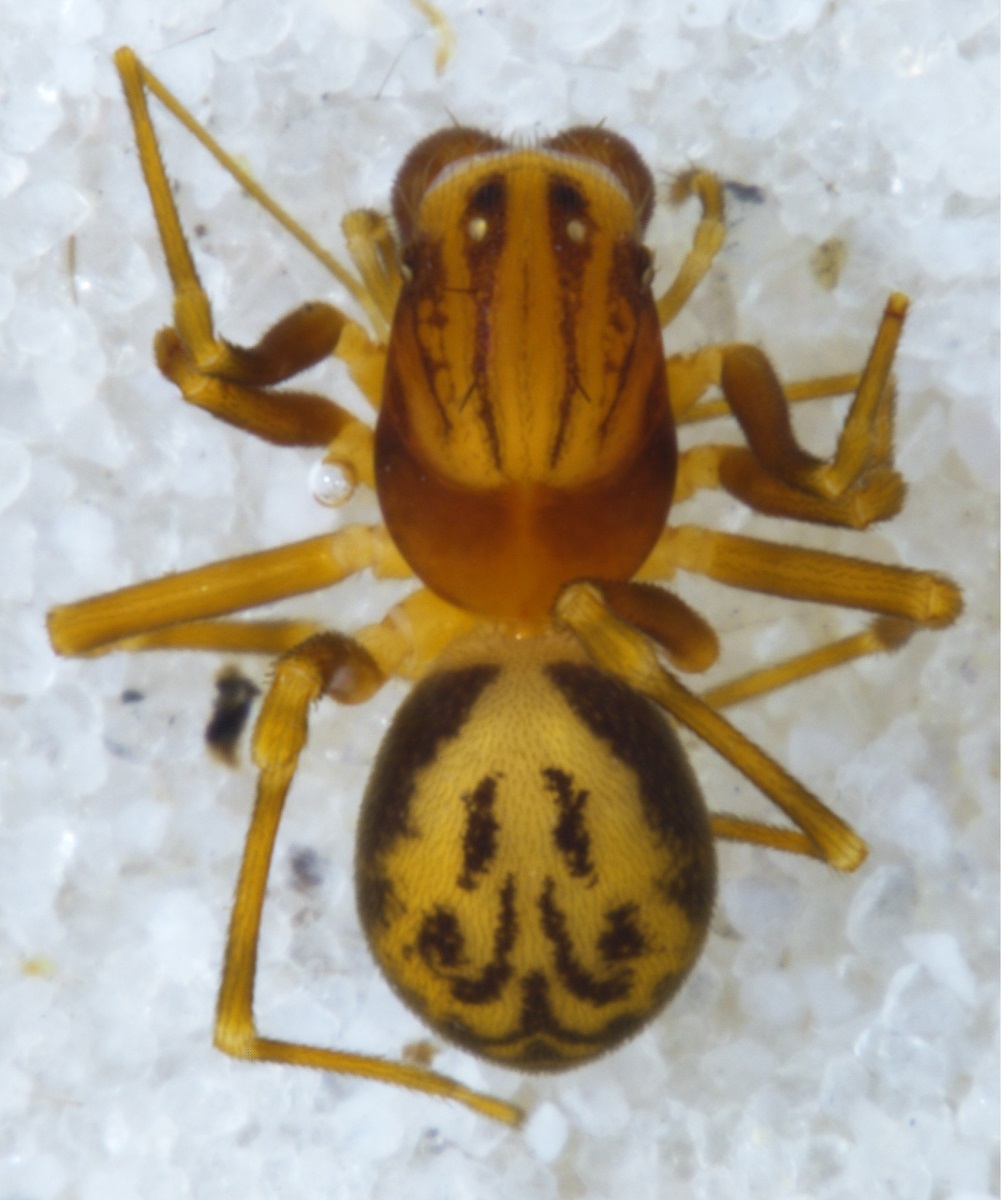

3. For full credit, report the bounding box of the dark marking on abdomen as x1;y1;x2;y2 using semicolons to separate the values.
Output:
356;663;500;928
537;877;632;1005
413;874;519;1006
416;906;466;969
544;659;716;929
541;766;595;880
597;902;647;962
457;774;500;890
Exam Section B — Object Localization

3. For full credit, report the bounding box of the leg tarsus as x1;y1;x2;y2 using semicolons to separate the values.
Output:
710;816;822;859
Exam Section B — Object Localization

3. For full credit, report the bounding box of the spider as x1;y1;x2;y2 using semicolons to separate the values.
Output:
47;48;962;1127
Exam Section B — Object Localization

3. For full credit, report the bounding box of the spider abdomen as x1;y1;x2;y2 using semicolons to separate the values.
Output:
355;630;716;1069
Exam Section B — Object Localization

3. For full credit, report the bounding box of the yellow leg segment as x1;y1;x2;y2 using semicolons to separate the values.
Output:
354;588;480;682
656;525;962;628
341;209;404;337
88;619;328;657
114;48;385;332
656;170;726;328
700;617;915;711
675;373;863;426
633;526;960;713
709;817;821;860
114;47;387;461
667;295;907;527
47;524;411;657
557;583;867;871
214;620;521;1126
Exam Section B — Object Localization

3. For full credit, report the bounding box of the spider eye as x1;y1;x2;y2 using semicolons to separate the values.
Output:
470;180;504;213
551;181;584;213
566;218;587;244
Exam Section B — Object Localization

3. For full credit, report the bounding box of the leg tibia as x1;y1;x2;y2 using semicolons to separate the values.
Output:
667;525;962;628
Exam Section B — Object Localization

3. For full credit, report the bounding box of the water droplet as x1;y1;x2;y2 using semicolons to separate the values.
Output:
310;458;356;507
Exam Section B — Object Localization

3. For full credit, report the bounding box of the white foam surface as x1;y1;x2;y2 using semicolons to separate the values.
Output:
2;1;998;1197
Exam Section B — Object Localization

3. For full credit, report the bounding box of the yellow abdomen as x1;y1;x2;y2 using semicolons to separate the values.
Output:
355;630;716;1069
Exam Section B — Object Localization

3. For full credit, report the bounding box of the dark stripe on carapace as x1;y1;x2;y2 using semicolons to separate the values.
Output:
541;766;595;880
464;170;507;471
546;172;593;469
537;877;632;1006
400;240;455;441
457;774;500;890
594;240;653;444
356;664;499;927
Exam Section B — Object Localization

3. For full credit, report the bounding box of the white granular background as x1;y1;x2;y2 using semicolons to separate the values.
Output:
1;1;998;1198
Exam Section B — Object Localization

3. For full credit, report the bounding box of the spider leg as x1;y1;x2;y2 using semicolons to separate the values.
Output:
633;525;960;704
646;525;961;627
556;582;867;870
708;817;820;860
89;619;329;657
655;170;726;328
698;617;915;711
114;48;384;485
668;294;907;527
47;524;410;657
211;593;519;1125
589;580;720;673
675;372;864;426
